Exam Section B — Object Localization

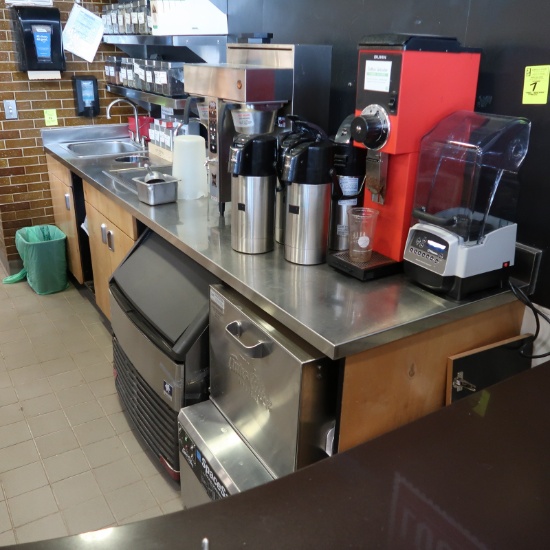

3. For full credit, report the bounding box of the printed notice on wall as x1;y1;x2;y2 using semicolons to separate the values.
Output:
523;65;550;104
62;4;104;63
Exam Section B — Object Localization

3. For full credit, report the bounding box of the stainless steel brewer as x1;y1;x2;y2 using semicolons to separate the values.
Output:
184;63;292;215
229;133;278;254
281;137;334;265
183;43;332;216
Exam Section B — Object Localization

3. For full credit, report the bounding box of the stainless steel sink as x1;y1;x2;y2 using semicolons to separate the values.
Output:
63;139;144;157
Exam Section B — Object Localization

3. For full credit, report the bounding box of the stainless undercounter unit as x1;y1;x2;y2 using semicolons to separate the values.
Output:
109;229;219;480
178;401;274;508
208;284;339;477
178;284;339;508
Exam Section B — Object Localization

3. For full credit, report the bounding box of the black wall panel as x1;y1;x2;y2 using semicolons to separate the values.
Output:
227;0;550;306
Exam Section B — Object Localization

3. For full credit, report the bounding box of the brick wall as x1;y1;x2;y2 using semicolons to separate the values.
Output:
0;1;135;274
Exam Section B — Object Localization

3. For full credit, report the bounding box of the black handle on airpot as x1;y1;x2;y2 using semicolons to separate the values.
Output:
281;139;334;184
229;134;278;177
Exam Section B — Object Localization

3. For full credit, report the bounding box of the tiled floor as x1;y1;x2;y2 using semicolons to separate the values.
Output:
0;265;182;546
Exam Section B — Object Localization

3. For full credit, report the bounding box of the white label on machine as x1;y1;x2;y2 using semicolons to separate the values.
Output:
364;60;392;92
163;380;173;400
338;198;358;207
336;224;349;236
338;176;360;196
210;288;225;313
232;111;255;128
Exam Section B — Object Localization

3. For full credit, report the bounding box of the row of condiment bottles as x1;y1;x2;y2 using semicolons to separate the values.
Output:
105;56;184;97
102;1;151;35
148;118;201;151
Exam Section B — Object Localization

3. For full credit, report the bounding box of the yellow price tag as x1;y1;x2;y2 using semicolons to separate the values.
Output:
523;65;550;104
44;109;58;126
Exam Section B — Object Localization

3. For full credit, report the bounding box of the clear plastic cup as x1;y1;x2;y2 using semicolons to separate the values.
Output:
348;207;379;263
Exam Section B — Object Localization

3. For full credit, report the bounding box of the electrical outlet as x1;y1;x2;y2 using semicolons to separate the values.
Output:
3;100;18;120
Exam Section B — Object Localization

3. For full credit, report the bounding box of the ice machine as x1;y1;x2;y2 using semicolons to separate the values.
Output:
109;230;219;480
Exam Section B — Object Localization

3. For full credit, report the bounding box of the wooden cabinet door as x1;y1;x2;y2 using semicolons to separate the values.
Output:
338;300;525;452
47;155;84;283
106;222;135;276
85;201;135;320
83;180;138;240
85;202;113;318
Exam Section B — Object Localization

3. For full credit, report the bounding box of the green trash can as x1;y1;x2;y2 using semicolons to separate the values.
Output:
3;225;69;295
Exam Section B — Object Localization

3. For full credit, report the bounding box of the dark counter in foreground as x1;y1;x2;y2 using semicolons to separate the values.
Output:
14;363;550;549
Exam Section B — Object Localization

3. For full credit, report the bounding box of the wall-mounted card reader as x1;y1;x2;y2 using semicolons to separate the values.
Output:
72;76;99;117
11;6;65;72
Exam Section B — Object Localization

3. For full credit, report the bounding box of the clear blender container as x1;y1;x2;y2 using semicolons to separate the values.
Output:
412;110;531;244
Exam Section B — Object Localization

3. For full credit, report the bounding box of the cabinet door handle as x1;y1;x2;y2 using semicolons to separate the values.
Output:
107;230;114;252
64;193;71;210
101;223;107;244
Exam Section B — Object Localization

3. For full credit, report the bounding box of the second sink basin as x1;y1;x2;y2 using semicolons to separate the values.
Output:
64;139;143;157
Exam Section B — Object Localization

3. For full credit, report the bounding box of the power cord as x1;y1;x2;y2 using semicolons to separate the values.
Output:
508;279;550;359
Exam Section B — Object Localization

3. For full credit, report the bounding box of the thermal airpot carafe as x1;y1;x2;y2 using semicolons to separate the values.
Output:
229;134;278;254
281;138;334;265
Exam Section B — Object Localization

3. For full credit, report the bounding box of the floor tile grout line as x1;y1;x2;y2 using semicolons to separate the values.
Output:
5;301;71;540
0;278;181;543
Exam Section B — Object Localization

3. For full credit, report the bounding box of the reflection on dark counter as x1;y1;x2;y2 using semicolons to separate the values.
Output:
15;362;550;549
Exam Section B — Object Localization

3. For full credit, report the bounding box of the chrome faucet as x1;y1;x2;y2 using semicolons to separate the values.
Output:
106;98;141;144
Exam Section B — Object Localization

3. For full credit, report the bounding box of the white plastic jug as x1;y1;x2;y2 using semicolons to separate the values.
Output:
172;135;208;200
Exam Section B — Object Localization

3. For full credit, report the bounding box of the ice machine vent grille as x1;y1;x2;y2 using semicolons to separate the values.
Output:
113;336;179;478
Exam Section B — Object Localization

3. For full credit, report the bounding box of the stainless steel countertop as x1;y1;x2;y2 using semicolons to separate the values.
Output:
42;125;517;359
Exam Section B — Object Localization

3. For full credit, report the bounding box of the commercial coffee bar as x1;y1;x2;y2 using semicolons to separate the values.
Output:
1;0;550;547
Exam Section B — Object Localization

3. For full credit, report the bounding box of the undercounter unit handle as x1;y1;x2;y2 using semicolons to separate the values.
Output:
225;320;269;358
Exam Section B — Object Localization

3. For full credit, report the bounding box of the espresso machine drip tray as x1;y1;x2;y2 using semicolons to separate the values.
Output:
327;250;403;281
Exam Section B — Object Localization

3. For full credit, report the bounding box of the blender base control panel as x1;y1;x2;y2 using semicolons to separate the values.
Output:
405;228;450;274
